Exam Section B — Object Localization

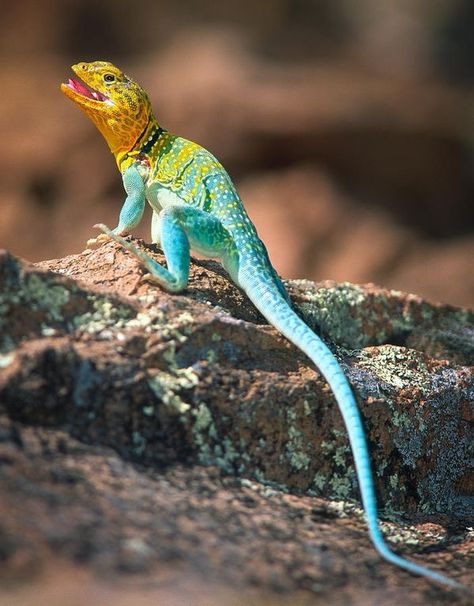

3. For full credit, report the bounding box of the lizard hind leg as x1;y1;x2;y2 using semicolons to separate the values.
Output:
96;205;235;294
95;221;189;293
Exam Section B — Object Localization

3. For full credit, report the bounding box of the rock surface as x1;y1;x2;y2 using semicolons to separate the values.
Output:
0;242;473;605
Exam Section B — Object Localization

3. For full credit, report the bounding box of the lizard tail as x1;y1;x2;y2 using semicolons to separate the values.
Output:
239;268;463;590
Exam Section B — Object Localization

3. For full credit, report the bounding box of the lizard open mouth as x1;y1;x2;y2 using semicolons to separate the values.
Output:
65;77;109;102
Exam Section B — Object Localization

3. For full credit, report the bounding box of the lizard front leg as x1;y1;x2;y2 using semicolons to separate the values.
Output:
87;165;145;247
97;204;238;293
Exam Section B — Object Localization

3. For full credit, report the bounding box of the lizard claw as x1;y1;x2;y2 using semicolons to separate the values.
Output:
86;232;112;249
86;224;120;249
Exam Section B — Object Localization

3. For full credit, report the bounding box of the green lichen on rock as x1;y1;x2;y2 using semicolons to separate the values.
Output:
358;346;431;394
293;280;368;348
311;432;355;499
329;473;353;499
354;345;472;515
284;424;311;471
190;402;218;465
312;472;327;492
24;273;71;321
73;295;134;334
213;436;244;472
186;400;250;473
0;265;72;352
0;255;68;325
282;404;312;471
293;279;413;348
147;365;198;414
291;279;474;356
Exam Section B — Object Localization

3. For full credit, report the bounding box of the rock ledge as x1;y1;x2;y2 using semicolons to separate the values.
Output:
0;242;472;605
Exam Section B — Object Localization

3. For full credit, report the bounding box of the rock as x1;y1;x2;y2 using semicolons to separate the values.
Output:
0;243;472;604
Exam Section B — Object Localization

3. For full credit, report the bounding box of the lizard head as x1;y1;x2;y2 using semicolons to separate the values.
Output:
61;61;153;157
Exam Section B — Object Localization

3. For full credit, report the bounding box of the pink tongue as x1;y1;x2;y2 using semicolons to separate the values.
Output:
69;78;94;99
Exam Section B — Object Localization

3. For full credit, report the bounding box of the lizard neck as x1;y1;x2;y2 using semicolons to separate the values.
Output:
115;116;165;172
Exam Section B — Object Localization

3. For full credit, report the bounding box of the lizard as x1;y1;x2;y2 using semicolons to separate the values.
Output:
61;60;463;590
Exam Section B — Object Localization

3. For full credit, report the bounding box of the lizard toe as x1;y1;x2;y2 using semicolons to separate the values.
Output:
86;233;112;249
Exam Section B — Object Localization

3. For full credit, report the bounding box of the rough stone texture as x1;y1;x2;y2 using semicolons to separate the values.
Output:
0;242;473;605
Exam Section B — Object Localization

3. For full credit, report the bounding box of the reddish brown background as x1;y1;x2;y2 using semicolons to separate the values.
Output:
1;0;473;306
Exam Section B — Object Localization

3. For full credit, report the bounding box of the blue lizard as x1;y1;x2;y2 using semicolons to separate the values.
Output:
61;60;464;590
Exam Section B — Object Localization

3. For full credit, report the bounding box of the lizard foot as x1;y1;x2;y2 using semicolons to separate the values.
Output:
142;272;163;285
86;229;114;249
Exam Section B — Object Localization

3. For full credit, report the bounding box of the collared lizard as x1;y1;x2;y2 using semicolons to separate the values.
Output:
61;61;464;590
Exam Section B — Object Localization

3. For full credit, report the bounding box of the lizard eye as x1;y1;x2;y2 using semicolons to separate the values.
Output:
104;73;115;83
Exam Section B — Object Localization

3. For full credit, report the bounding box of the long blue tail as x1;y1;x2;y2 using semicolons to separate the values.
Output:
240;268;463;589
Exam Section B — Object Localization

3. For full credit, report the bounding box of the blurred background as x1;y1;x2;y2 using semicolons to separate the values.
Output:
0;0;473;306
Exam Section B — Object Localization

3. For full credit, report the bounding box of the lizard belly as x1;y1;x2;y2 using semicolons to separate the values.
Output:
145;184;185;246
145;183;220;258
146;182;185;213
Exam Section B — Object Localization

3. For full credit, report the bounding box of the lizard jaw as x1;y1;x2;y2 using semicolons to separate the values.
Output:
60;76;111;108
66;77;109;101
